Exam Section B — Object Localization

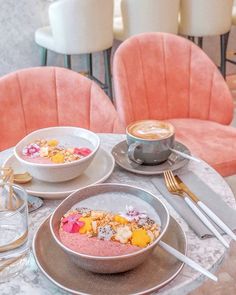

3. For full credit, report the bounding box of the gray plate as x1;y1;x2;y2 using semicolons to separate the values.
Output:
32;216;186;295
112;141;190;175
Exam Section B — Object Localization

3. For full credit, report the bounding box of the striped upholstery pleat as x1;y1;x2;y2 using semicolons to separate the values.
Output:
0;67;124;151
113;32;233;126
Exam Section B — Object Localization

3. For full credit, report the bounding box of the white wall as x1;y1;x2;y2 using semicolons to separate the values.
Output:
0;0;103;78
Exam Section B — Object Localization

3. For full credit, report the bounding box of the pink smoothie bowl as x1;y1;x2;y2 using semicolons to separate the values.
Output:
50;183;170;274
14;126;100;183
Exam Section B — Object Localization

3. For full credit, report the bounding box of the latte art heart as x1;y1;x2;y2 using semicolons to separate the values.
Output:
128;120;174;140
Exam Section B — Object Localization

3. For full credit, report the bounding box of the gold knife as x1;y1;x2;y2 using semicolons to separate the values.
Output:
175;175;236;241
175;175;199;203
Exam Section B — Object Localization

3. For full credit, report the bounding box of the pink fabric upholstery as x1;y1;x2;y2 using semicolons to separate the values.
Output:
113;33;235;176
169;119;236;177
113;33;233;125
0;67;124;151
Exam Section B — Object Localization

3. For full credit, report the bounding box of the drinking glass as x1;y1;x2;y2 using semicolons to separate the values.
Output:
0;168;29;283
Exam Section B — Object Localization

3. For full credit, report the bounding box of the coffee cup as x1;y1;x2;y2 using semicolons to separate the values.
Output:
126;120;175;165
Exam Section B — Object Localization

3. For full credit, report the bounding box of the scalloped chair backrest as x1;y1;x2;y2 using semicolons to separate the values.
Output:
113;32;233;126
0;67;124;151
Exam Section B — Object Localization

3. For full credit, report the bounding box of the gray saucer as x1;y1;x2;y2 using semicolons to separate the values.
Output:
112;141;190;175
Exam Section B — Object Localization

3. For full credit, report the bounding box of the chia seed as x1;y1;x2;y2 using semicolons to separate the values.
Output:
97;225;115;240
138;217;155;227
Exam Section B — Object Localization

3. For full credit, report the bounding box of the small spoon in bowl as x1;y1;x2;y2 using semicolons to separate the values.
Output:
13;172;32;184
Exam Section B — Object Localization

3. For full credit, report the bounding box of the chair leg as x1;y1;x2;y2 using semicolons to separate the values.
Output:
103;48;113;101
220;32;230;79
40;47;47;66
197;37;203;49
87;53;93;77
64;55;71;69
188;36;195;42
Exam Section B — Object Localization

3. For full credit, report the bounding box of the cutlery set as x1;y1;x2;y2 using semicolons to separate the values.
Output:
162;169;236;282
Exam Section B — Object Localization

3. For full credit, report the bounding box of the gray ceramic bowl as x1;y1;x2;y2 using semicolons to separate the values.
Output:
50;183;170;274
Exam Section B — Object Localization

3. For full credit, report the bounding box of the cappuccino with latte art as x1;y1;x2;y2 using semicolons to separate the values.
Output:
127;120;174;140
126;120;175;165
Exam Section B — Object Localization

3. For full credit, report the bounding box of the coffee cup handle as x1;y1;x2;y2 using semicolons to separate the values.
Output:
128;142;144;165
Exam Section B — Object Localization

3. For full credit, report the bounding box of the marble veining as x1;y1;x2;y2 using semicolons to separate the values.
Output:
0;134;235;295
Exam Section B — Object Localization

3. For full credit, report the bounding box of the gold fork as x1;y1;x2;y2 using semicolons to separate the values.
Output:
163;170;229;248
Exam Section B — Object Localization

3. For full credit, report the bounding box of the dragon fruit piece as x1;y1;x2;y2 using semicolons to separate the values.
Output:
74;148;92;157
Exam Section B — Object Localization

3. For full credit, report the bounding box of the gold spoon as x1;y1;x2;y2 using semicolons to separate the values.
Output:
13;172;32;184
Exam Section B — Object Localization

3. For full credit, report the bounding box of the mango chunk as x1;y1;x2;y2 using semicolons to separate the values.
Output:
51;153;65;163
79;217;92;234
131;229;151;248
114;215;128;224
48;139;59;147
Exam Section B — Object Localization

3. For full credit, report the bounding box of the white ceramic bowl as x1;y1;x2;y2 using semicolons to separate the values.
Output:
14;127;100;183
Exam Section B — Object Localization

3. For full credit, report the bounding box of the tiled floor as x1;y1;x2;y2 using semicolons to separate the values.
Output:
189;76;236;295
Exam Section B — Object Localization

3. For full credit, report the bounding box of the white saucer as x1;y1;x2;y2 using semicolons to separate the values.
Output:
3;148;115;199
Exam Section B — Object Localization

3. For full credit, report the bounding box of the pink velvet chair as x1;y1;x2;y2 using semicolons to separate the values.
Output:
113;32;236;176
0;67;124;151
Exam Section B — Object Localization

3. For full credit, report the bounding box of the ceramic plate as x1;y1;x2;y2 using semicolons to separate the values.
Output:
3;148;114;199
32;216;186;295
112;141;190;175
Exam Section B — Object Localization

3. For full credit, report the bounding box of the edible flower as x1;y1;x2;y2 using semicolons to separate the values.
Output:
120;205;147;222
74;148;92;157
22;143;40;158
62;213;85;233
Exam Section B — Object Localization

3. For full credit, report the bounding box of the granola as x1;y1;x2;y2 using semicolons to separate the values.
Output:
22;139;92;164
60;206;160;248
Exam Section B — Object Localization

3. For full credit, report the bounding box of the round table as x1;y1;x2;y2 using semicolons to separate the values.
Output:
1;134;235;295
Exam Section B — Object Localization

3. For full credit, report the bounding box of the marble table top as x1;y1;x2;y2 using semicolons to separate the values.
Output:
1;134;235;295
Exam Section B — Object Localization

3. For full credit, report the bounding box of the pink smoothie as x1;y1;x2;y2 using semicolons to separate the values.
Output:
21;155;52;164
59;228;141;256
